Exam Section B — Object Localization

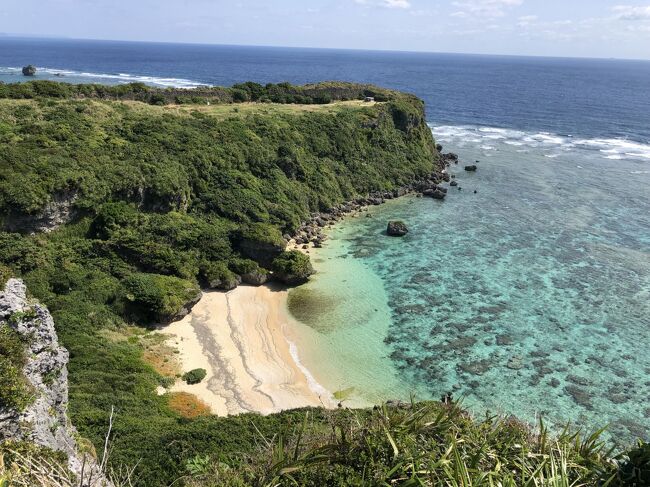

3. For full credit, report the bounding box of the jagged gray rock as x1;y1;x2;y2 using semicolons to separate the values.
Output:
0;279;111;486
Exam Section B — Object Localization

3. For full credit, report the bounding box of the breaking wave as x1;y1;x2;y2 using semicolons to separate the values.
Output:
0;66;205;88
430;124;650;163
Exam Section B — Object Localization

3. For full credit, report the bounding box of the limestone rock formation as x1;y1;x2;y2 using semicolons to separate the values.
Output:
0;279;111;486
238;236;286;268
241;268;269;286
3;190;78;233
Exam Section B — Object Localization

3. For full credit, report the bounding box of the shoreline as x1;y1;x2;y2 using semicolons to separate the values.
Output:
159;284;336;416
159;152;460;416
284;154;456;251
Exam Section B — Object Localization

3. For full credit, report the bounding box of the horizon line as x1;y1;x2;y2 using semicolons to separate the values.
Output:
2;33;650;63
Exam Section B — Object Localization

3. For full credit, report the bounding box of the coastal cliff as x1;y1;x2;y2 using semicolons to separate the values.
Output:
0;279;110;486
0;81;444;484
0;81;646;486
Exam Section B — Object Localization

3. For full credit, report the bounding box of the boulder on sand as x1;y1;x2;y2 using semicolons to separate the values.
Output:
387;220;408;236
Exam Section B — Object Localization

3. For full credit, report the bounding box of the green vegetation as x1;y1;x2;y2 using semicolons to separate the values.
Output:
124;274;200;323
0;79;396;107
2;81;643;486
271;251;314;285
2;402;647;486
620;440;650;485
0;81;439;485
0;323;32;411
182;369;207;385
0;441;73;487
179;401;623;486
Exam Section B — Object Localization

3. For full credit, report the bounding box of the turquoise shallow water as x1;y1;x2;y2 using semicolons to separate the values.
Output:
288;125;650;444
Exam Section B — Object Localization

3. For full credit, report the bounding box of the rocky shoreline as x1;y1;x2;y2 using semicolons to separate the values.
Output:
287;149;462;250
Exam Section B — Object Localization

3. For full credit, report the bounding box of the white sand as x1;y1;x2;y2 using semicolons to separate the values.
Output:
160;285;335;416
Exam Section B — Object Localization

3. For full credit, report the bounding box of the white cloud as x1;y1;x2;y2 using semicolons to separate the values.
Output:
451;0;523;19
613;5;650;21
384;0;411;8
517;14;537;26
354;0;411;8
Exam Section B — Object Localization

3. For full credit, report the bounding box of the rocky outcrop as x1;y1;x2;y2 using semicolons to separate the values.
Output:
0;279;111;486
387;221;408;237
22;65;36;76
239;238;286;269
172;288;203;319
423;187;446;200
3;190;78;234
441;152;459;164
289;169;445;249
241;269;268;286
271;251;314;285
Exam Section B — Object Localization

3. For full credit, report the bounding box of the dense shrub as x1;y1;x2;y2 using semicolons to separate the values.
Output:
0;264;11;287
124;273;200;323
200;261;240;290
182;368;207;385
179;402;621;486
271;251;314;284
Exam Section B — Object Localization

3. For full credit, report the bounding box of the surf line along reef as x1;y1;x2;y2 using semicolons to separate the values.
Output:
0;80;646;486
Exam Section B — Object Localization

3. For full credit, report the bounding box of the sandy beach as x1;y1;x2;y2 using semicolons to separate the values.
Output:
160;284;334;416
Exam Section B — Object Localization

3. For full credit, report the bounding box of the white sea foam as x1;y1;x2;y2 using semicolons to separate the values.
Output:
429;123;650;163
287;339;332;400
0;66;205;88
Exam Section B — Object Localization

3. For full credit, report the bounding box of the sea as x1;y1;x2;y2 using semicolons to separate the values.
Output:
2;37;649;444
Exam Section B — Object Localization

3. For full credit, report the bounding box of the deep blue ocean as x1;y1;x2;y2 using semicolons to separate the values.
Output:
2;37;650;142
2;37;649;443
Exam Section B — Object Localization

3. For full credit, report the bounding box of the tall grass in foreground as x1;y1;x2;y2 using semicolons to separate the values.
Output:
182;401;645;487
0;441;133;487
2;401;648;486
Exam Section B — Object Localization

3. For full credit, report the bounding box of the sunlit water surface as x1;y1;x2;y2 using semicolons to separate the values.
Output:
289;125;650;444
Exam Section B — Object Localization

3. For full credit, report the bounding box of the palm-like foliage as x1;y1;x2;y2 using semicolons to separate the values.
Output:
184;400;626;486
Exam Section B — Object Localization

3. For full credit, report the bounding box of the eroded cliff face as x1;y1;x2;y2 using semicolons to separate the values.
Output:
2;190;79;234
0;278;110;486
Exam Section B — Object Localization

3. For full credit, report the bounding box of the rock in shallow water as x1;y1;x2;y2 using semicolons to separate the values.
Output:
423;188;446;199
386;220;408;236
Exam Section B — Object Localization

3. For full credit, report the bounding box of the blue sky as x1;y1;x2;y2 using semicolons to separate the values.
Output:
1;0;650;59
